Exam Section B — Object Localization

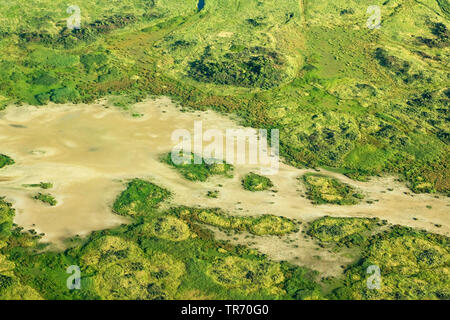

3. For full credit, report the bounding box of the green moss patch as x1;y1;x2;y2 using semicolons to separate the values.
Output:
188;46;286;89
0;198;15;241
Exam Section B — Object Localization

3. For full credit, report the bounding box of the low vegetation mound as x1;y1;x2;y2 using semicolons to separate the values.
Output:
242;172;274;192
113;179;171;217
188;46;285;89
162;152;233;182
174;207;298;236
308;216;384;247
138;216;191;242
80;236;185;300
334;226;450;300
207;256;285;295
302;173;364;205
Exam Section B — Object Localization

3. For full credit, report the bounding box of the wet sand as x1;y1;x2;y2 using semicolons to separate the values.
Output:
0;97;448;249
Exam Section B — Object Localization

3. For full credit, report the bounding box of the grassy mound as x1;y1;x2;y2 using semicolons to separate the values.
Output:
113;179;171;217
207;256;285;295
0;271;43;300
81;236;185;300
174;207;298;236
334;226;450;300
302;173;364;205
188;46;285;89
162;152;233;182
308;216;384;247
242;172;274;191
138;216;191;242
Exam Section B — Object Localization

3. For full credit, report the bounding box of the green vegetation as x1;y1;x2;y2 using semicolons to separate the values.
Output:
188;46;285;89
302;173;364;205
206;190;220;198
0;0;448;301
137;216;191;242
207;256;285;295
80;236;186;300
162;153;233;182
333;226;450;300
0;0;447;193
308;216;385;247
242;172;274;192
0;198;14;241
23;182;53;189
0;179;322;300
113;179;171;217
173;207;298;236
0;155;14;169
0;180;448;300
32;193;57;206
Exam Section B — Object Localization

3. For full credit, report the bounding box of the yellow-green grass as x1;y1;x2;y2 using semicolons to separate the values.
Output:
242;172;274;192
175;207;298;236
302;173;364;205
